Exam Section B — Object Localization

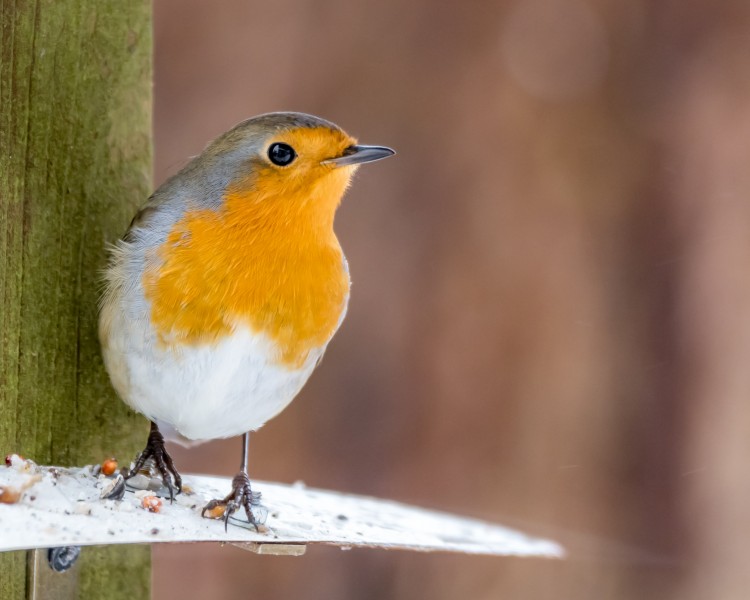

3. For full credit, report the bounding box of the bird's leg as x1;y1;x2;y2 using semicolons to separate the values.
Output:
126;421;182;502
201;432;262;530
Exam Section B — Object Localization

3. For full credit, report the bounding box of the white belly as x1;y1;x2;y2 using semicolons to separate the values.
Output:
102;317;323;441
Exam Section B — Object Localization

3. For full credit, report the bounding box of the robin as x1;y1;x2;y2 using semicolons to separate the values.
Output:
99;112;394;527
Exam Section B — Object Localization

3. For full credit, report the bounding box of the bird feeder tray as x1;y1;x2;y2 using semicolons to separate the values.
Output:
0;458;563;558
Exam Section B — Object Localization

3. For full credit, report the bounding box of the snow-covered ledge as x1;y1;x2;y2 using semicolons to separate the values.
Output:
0;457;563;558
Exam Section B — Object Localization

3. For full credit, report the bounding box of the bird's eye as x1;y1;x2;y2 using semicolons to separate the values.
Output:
268;142;296;166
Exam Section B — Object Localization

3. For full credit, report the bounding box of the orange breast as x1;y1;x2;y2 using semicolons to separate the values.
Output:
143;167;352;369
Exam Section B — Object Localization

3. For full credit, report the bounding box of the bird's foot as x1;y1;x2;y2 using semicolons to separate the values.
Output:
126;422;182;502
201;471;263;531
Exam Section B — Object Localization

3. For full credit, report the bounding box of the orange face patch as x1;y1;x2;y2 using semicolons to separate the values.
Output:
143;127;355;368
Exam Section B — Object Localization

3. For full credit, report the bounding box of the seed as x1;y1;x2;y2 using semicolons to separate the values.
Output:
101;458;118;476
0;486;21;504
203;504;226;519
141;495;162;513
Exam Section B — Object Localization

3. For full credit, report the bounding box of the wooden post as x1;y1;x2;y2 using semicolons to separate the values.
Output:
0;1;152;597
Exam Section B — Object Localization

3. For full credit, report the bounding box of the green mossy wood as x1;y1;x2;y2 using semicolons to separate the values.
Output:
1;1;152;597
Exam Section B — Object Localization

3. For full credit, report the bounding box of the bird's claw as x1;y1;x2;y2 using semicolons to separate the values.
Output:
201;471;262;531
126;423;182;502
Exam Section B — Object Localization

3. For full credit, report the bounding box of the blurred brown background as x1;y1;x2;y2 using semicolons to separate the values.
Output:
151;1;750;599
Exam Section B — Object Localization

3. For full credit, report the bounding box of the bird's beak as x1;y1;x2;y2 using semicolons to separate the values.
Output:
324;145;395;167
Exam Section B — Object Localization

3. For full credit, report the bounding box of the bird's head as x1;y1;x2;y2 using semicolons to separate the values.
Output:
198;112;394;227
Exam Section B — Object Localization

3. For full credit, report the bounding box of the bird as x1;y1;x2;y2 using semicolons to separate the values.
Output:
99;112;394;527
